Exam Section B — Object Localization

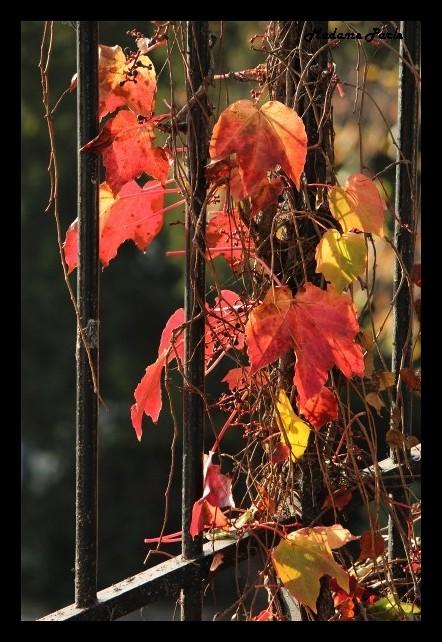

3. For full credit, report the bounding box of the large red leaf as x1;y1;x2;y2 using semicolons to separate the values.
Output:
130;308;184;440
98;45;156;120
63;180;166;272
82;110;169;195
206;210;254;268
209;100;307;194
246;284;364;407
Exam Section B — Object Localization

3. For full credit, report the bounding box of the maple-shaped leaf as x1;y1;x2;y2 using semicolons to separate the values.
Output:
206;210;255;268
315;228;367;293
275;390;310;461
298;386;338;430
358;530;385;560
190;500;228;538
63;180;167;272
98;44;156;120
329;174;385;237
81;110;169;195
246;284;364;407
202;452;235;509
272;525;357;613
210;100;307;194
131;308;184;440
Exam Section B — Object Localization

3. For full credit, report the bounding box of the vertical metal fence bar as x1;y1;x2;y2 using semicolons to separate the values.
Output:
389;21;420;566
75;20;100;608
181;20;210;621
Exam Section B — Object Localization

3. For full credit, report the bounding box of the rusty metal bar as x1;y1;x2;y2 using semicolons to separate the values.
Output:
75;20;100;608
389;20;420;566
180;21;210;621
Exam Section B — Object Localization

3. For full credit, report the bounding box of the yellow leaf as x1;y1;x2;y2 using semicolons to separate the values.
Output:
275;390;310;460
329;174;385;237
272;525;354;613
315;229;367;293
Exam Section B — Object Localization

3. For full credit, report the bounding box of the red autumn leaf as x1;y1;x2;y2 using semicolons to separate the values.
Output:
322;488;353;512
246;284;364;407
63;180;167;272
358;530;385;560
222;367;249;391
81;110;169;195
189;500;228;538
411;263;421;287
299;386;338;430
202;452;235;509
206;210;255;268
250;176;284;216
98;44;157;120
210;100;307;194
400;368;421;392
130;308;184;440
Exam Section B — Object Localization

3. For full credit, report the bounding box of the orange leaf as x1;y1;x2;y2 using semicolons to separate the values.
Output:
98;44;156;119
82;110;169;195
299;387;338;430
210;100;307;193
358;530;385;560
63;180;166;272
329;174;385;237
250;177;284;216
246;284;364;407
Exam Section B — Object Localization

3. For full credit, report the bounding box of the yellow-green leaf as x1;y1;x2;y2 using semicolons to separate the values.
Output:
329;174;385;237
272;525;354;613
367;595;421;620
275;390;310;460
315;229;367;293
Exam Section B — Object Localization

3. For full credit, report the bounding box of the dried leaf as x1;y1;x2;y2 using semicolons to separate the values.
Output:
386;429;404;448
358;530;385;560
365;392;385;414
322;488;353;512
400;368;421;391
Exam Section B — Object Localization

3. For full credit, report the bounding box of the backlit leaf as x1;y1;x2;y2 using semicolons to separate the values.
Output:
315;228;367;293
329;174;385;237
246;284;364;407
98;44;156;120
272;525;356;613
63;180;166;272
81;110;169;195
275;390;310;461
299;387;338;430
210;100;307;193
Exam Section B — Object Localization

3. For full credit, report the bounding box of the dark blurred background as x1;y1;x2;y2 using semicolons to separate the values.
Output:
21;21;419;620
